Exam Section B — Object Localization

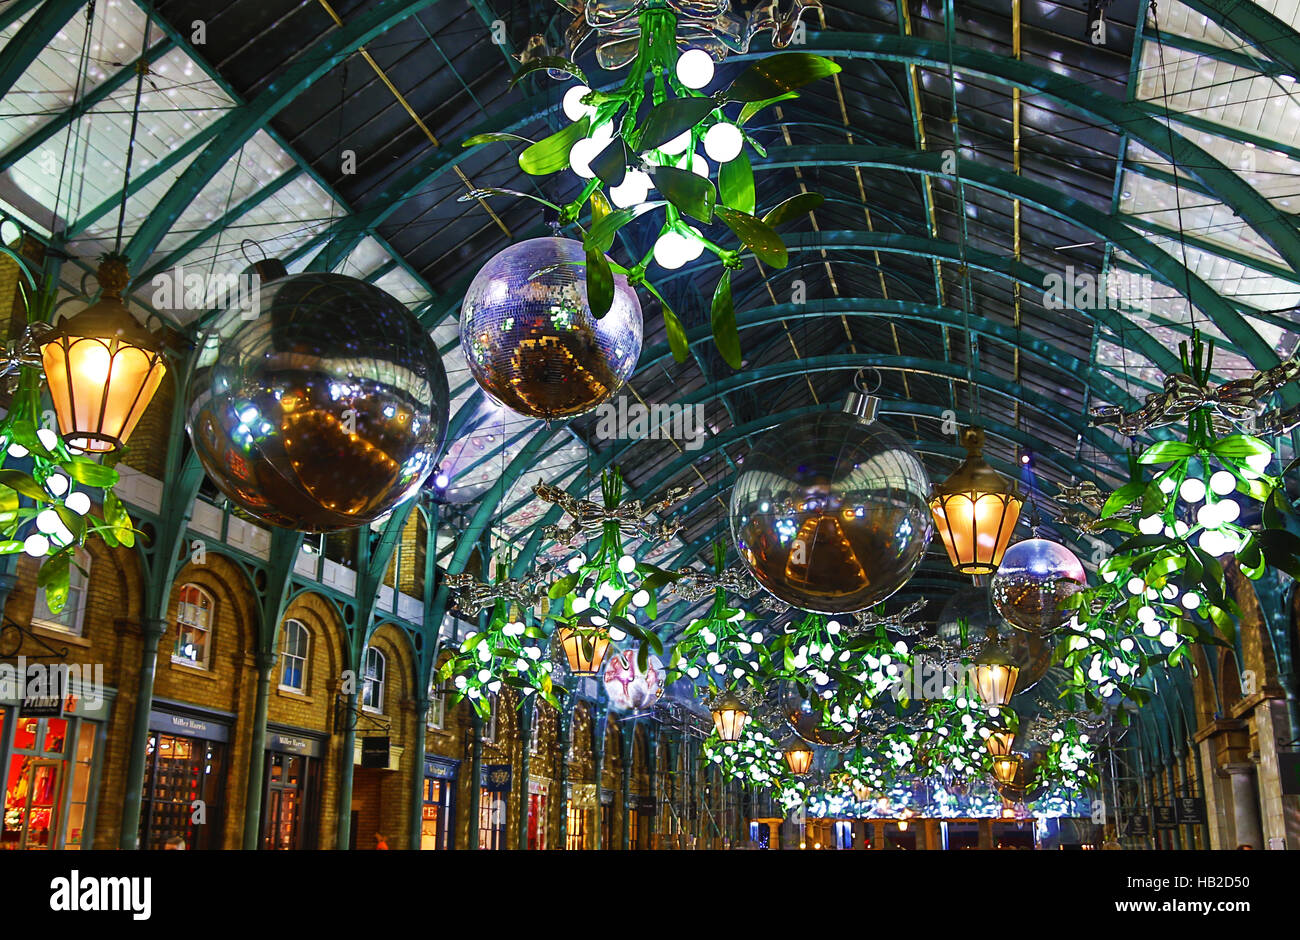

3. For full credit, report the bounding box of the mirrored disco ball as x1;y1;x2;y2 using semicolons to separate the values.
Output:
779;681;862;749
936;586;1052;693
730;407;932;613
186;272;449;532
991;537;1087;633
460;237;642;420
602;649;664;712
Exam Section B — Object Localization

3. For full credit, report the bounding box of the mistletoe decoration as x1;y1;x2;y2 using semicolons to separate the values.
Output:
0;247;137;612
464;7;839;367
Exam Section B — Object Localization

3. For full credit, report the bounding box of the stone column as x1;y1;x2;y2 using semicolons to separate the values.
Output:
1254;697;1300;850
1224;762;1264;849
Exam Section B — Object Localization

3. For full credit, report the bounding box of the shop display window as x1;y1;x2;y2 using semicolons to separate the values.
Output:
173;583;214;669
421;775;454;850
140;731;226;850
3;716;77;850
565;806;586;850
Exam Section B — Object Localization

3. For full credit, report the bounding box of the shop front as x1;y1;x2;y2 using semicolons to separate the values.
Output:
140;703;231;850
526;777;549;850
478;763;510;850
262;727;325;850
421;756;458;850
0;665;114;850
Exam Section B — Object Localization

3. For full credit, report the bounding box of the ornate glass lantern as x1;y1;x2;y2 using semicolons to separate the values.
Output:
991;753;1022;786
783;740;814;776
556;624;611;676
39;257;167;453
929;428;1022;574
710;690;749;742
986;728;1016;757
972;626;1020;706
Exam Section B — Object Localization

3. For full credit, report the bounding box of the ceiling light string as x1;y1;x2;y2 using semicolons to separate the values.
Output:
113;10;153;257
51;1;97;240
943;0;980;421
1148;0;1201;338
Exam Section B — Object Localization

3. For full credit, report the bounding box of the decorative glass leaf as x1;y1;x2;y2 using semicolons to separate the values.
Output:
719;150;756;214
637;97;716;152
652;166;715;224
711;271;742;369
725;54;841;103
716;207;787;267
519;117;590;176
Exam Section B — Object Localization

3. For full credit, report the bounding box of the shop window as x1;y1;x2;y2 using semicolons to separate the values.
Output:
478;789;505;850
427;675;448;730
527;782;548;850
63;723;96;849
31;548;91;636
279;619;309;692
262;752;318;850
565;805;585;850
361;647;385;714
627;807;638;849
172;583;214;669
421;774;454;850
139;732;226;850
3;717;71;850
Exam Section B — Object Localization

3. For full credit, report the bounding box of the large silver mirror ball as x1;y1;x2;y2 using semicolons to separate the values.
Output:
459;237;642;420
186;273;450;532
730;411;933;614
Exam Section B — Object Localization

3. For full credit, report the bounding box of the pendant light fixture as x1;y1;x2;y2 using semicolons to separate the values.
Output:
710;689;750;742
929;427;1023;574
972;625;1020;706
986;727;1016;758
782;739;814;776
991;753;1022;786
39;21;166;454
556;623;611;677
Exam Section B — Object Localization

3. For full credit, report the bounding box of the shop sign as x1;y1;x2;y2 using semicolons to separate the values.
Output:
148;710;230;742
1124;813;1151;837
482;763;512;792
1174;796;1206;825
361;736;390;768
267;732;322;758
1152;804;1178;830
424;757;458;780
1280;752;1300;796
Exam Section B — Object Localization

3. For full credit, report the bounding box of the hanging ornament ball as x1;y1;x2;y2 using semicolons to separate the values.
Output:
460;237;642;420
990;537;1088;633
779;681;862;749
730;396;933;613
186;268;449;533
936;586;1052;694
602;649;665;712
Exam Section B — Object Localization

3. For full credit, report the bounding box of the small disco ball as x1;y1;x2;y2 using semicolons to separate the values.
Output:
186;270;449;532
779;681;863;749
936;586;1052;694
459;237;642;420
730;396;932;614
602;649;664;712
991;538;1087;633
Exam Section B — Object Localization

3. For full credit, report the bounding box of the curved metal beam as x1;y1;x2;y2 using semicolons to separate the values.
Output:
126;0;444;264
0;0;85;100
1181;0;1300;82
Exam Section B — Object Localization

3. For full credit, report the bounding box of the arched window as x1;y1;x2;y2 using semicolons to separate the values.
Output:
173;583;214;669
361;647;386;713
280;619;310;692
32;547;91;636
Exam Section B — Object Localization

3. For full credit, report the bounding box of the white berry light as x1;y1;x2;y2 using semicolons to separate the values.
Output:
563;84;597;122
1209;470;1236;496
1179;477;1206;503
659;129;693;156
676;48;715;89
653;231;693;269
569;137;602;178
609;169;651;208
703;122;744;163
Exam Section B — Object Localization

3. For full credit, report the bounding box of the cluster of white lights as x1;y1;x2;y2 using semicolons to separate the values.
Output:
6;429;92;556
559;49;749;271
1137;457;1268;558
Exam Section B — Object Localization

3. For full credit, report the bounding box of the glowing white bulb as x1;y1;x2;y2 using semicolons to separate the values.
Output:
1179;477;1206;503
1209;470;1236;495
44;473;69;497
703;122;744;163
631;589;650;608
36;428;58;451
65;491;91;515
1138;514;1163;535
1219;499;1240;522
1159;630;1179;648
1244;452;1271;473
1120;637;1135;652
563;84;596;122
23;533;49;557
1126;577;1144;595
1158;476;1176;494
676;48;715;89
572;596;590;613
1181;591;1201;610
568;137;603;178
653;231;693;269
7;443;28;458
659;130;692;156
618;554;636;574
1142;620;1162;637
609;168;651;208
567;556;583;573
1196;502;1222;529
36;509;60;534
1137;605;1155;622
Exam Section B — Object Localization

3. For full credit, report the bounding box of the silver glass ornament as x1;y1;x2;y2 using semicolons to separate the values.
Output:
730;392;933;614
991;537;1087;633
186;267;449;532
460;237;642;420
936;586;1052;694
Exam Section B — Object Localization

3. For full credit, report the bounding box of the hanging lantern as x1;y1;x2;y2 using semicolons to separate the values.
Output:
991;754;1022;786
710;690;749;742
897;808;914;832
929;427;1022;574
782;740;814;776
972;626;1020;706
40;256;167;453
556;624;611;676
986;728;1016;757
